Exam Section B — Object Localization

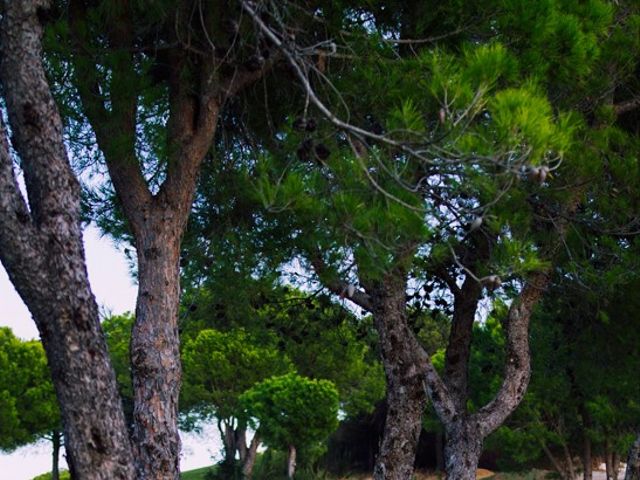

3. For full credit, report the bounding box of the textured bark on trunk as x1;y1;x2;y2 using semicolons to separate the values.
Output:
444;420;483;480
52;430;61;480
131;227;183;479
287;444;297;479
444;276;483;412
68;0;272;475
625;432;640;480
370;274;427;480
0;2;135;478
428;270;553;480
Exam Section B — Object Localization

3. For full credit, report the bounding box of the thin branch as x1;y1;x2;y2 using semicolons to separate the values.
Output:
240;0;437;164
309;255;374;312
614;96;640;115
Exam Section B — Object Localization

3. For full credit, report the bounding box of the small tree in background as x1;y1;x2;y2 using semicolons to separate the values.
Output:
240;373;339;479
0;327;62;480
181;328;293;477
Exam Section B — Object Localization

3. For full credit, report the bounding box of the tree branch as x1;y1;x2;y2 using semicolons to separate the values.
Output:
418;340;458;425
0;118;46;295
240;0;437;165
474;270;549;437
69;0;152;233
614;96;640;116
309;255;374;312
474;191;583;437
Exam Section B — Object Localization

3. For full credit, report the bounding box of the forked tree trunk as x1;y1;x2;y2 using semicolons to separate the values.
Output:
287;444;297;479
370;274;427;480
0;2;135;478
67;0;272;476
237;429;260;478
242;433;261;478
625;432;640;480
431;270;555;480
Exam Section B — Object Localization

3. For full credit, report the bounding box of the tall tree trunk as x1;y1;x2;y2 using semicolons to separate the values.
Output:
624;432;640;480
0;2;135;478
52;430;61;480
287;444;297;479
443;419;483;480
370;274;427;480
218;420;235;464
131;229;182;479
428;270;554;480
237;427;248;464
68;0;271;475
583;432;593;480
607;441;615;480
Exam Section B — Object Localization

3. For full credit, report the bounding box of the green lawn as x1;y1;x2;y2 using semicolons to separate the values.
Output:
180;465;216;480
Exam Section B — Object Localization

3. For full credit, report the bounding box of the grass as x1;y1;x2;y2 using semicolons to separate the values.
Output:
180;465;216;480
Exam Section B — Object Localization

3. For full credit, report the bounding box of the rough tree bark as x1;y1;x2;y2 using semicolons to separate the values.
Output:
443;419;483;480
312;237;549;480
433;270;552;480
369;272;428;480
66;1;273;477
311;258;428;480
0;1;135;478
625;432;640;480
425;187;583;480
443;274;483;412
311;196;579;480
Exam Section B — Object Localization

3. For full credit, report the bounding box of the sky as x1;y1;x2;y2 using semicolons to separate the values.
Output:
0;225;221;478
